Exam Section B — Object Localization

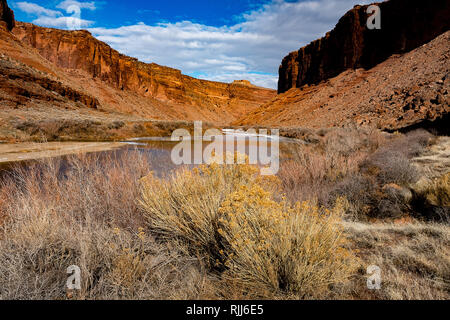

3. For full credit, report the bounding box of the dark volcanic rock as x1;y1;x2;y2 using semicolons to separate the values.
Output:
278;0;450;94
0;0;14;31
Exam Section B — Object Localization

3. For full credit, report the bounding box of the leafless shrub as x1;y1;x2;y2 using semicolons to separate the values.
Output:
363;149;420;186
327;174;375;220
278;129;371;204
321;127;386;156
0;150;211;299
384;129;435;158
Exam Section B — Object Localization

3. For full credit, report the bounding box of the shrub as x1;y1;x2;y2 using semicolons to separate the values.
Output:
139;160;275;267
321;127;386;156
363;150;419;186
278;142;367;204
402;129;435;157
422;173;450;208
411;173;450;222
0;151;208;299
328;174;375;220
218;188;356;298
140;160;357;298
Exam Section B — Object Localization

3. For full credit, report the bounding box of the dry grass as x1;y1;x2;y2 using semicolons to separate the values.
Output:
278;128;444;221
420;173;450;208
0;151;357;299
343;222;450;300
0;126;447;300
0;150;211;299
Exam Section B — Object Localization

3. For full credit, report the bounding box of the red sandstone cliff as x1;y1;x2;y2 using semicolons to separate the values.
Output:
238;31;449;132
0;0;14;31
278;0;450;94
0;0;276;142
12;22;276;121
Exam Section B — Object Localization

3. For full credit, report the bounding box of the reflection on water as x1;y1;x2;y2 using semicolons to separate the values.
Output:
0;130;303;178
121;129;302;170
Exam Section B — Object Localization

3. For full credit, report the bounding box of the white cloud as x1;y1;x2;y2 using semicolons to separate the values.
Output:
90;0;370;88
15;1;96;29
16;2;62;17
56;0;96;11
33;16;93;28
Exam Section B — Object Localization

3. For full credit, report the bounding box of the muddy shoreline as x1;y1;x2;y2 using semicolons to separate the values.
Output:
0;141;125;165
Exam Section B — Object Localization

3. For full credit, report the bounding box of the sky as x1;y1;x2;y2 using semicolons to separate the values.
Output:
11;0;369;88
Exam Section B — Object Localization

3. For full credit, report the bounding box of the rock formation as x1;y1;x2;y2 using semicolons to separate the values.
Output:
13;22;275;119
0;54;99;109
238;31;449;133
278;0;450;94
0;0;14;31
232;80;254;87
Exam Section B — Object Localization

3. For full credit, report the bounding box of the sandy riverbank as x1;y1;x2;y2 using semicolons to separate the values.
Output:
0;142;124;164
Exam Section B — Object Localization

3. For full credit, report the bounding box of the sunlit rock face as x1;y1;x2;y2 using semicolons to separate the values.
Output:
12;22;276;122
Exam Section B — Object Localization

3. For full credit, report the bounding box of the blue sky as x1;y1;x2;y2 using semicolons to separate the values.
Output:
11;0;368;88
13;0;281;28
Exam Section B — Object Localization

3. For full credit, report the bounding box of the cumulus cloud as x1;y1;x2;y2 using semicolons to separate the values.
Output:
16;2;62;17
15;1;95;29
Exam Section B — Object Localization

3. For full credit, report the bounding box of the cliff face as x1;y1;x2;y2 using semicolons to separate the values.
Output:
0;0;14;31
13;22;275;118
278;0;450;93
238;31;449;132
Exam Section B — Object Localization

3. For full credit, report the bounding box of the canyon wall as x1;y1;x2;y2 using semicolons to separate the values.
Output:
0;0;14;31
278;0;450;94
13;22;275;116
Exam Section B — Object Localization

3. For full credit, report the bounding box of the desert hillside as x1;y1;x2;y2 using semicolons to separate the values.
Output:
0;0;276;142
278;0;450;94
13;22;276;121
237;31;449;132
237;0;449;133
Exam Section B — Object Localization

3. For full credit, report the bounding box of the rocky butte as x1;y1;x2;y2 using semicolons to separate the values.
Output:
278;0;450;94
0;0;14;31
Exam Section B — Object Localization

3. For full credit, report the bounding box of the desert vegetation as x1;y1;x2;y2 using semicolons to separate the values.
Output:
0;127;448;300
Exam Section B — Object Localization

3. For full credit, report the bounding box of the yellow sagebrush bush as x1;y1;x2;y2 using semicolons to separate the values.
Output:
140;159;357;298
218;186;356;298
139;159;273;265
